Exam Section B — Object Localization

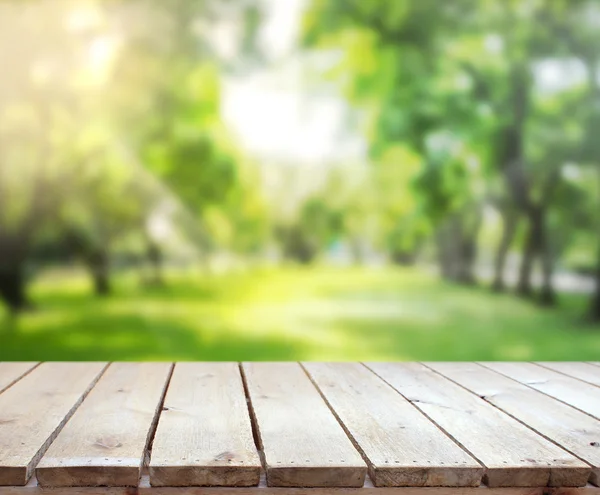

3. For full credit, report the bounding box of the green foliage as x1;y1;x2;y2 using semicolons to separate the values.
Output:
303;0;600;298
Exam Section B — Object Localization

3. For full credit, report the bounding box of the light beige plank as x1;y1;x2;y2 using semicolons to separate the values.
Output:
302;363;483;487
481;363;600;421
241;362;367;487
366;363;589;488
426;363;600;486
0;362;38;394
536;363;600;388
36;362;172;488
0;362;107;486
149;363;261;487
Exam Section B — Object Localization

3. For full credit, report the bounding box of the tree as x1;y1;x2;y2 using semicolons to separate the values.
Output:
0;0;86;312
99;0;267;261
302;0;492;282
302;0;600;310
372;145;428;265
61;145;157;295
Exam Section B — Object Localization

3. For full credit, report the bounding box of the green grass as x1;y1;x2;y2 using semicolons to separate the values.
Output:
0;265;599;361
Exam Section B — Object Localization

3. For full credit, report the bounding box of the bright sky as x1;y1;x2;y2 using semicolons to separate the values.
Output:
222;0;365;165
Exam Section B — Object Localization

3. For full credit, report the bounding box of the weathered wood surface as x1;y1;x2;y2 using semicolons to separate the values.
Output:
366;363;590;488
303;363;483;487
35;363;172;488
481;362;600;420
425;362;600;486
242;362;367;487
2;361;600;493
0;362;38;394
149;363;261;487
536;363;600;388
0;362;107;486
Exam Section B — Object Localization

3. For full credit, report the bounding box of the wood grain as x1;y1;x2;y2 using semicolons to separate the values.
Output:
481;363;600;421
35;363;172;488
0;362;38;394
0;362;107;486
426;363;600;486
536;363;600;388
241;362;367;488
302;363;483;487
366;363;589;488
149;362;261;487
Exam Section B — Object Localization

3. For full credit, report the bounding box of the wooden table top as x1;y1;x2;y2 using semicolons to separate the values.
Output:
0;362;599;494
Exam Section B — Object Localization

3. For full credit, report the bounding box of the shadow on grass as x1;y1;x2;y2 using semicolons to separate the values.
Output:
0;312;305;361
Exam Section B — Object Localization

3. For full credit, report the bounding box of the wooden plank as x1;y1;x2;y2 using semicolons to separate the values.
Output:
536;363;600;388
36;362;172;488
366;363;589;488
481;363;600;421
0;362;107;486
0;362;38;394
149;362;261;487
426;363;600;486
302;363;483;487
241;362;367;488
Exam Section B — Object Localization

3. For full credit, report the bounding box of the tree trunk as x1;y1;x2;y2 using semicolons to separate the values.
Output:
391;250;416;266
516;208;542;297
0;233;31;314
0;265;29;313
89;249;111;296
147;241;164;286
492;208;519;292
589;244;600;321
457;208;482;285
502;65;533;295
539;228;556;307
516;204;556;304
585;58;600;321
437;211;480;285
437;219;459;281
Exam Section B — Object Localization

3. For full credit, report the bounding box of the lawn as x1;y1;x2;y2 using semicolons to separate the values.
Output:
1;265;599;361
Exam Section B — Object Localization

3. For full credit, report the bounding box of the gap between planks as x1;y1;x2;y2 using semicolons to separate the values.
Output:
148;363;261;487
35;363;174;488
241;362;367;488
3;362;600;490
422;363;600;486
365;363;590;488
533;363;600;389
300;362;484;488
479;363;600;422
0;363;40;395
0;363;109;486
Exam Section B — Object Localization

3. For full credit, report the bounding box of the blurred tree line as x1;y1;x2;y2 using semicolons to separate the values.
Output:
0;0;267;312
0;0;599;324
302;0;600;319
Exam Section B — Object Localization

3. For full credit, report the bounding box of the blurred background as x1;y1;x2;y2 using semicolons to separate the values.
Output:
0;0;599;361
